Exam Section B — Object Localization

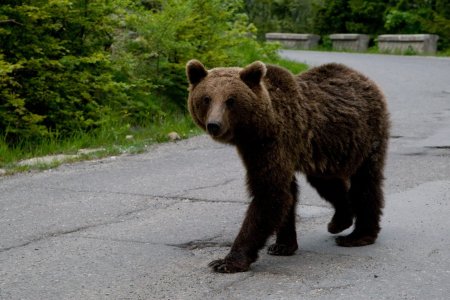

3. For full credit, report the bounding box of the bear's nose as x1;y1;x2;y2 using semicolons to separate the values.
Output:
207;122;221;136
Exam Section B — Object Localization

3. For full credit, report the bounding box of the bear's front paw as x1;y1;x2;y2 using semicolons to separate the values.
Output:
267;243;298;256
208;257;250;273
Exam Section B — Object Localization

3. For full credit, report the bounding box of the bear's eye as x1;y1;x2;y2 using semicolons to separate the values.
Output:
226;97;235;108
202;96;211;106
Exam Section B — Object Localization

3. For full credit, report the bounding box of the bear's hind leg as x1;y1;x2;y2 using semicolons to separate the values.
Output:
267;178;299;256
307;176;353;234
336;156;385;247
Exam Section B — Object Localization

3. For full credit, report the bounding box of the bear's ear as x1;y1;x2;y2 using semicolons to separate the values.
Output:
239;61;267;88
186;59;208;85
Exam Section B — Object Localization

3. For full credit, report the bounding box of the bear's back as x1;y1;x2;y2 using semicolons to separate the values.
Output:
296;63;386;113
262;63;389;176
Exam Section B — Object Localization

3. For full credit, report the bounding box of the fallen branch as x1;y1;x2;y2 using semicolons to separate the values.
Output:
0;19;24;26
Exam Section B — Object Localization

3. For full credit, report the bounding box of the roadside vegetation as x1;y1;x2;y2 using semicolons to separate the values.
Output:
0;0;307;173
5;1;444;173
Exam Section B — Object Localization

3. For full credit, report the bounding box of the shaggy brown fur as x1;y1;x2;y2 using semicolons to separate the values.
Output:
186;60;390;273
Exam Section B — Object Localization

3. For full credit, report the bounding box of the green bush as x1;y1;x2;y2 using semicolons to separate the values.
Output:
112;0;279;108
384;4;450;50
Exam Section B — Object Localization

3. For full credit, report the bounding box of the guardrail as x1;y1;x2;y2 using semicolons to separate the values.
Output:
265;33;441;55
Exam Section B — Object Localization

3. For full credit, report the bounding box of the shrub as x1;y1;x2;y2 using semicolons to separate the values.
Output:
0;1;126;142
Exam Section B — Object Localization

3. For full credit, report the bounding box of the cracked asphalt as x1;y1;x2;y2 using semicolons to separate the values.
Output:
1;51;450;299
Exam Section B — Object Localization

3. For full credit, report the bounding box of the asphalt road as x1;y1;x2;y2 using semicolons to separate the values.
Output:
1;51;450;299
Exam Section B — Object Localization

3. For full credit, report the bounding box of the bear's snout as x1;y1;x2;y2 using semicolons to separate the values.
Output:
207;122;222;136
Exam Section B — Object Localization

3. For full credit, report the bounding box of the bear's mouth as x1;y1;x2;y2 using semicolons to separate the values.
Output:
210;129;233;143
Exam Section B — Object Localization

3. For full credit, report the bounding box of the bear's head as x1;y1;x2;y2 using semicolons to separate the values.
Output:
186;59;273;144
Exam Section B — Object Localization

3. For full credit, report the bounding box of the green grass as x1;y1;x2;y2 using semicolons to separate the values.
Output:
267;56;309;74
0;57;307;175
0;114;201;174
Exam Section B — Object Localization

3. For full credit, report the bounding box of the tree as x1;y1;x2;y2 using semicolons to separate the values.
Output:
311;0;449;50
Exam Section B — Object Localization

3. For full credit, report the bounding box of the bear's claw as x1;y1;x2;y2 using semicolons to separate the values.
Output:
208;258;249;273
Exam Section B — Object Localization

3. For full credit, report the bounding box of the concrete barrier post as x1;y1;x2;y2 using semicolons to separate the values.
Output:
265;33;320;50
329;34;370;52
377;34;439;54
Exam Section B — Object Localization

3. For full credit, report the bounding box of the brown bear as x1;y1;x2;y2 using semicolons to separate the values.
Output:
186;59;390;273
